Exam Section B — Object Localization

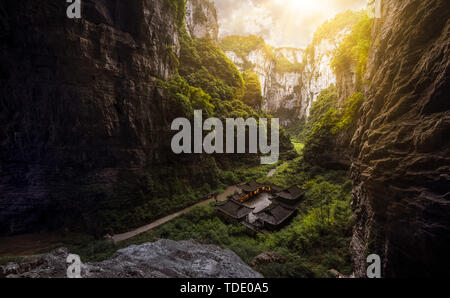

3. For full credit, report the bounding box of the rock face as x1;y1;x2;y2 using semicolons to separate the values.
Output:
0;0;180;235
225;46;303;121
271;48;305;117
225;45;304;124
185;0;218;41
350;0;450;277
1;239;263;278
223;32;352;123
300;39;340;118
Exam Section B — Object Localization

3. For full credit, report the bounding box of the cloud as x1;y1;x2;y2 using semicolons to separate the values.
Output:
211;0;368;48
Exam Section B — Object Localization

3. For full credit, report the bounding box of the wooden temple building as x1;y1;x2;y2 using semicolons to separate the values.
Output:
214;199;254;224
271;186;305;209
234;181;283;203
214;181;306;233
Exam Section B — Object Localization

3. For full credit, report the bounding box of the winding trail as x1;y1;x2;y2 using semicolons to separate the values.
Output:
267;163;284;177
111;163;286;243
111;186;239;243
0;163;287;256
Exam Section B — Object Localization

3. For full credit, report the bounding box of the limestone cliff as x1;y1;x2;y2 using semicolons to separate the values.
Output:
185;0;218;41
350;0;450;277
221;17;358;123
0;0;181;235
223;40;303;123
300;38;340;118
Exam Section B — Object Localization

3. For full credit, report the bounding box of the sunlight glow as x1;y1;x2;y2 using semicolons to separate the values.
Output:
213;0;368;48
276;0;324;12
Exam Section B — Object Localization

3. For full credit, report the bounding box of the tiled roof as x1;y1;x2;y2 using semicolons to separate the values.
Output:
237;181;264;192
272;198;302;210
254;203;296;226
268;184;284;192
215;200;254;219
275;185;305;201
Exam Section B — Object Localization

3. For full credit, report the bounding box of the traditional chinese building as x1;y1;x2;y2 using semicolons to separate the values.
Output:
271;186;305;209
253;202;298;231
215;182;306;232
235;181;282;203
214;200;254;224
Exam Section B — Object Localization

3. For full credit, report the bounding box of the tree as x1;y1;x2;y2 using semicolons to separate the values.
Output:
242;71;264;108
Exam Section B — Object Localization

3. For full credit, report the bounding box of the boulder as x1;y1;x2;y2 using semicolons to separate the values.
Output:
1;239;263;278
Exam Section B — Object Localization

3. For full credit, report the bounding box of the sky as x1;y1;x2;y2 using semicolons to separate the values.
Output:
211;0;368;48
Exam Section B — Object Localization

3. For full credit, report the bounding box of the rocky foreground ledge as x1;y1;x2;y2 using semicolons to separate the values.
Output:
1;239;263;278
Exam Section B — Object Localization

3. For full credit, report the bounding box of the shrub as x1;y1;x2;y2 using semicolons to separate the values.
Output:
332;12;374;86
180;35;245;101
242;71;264;108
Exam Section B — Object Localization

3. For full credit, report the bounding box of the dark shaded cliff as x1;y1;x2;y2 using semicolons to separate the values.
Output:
350;0;450;277
0;0;181;235
0;0;293;237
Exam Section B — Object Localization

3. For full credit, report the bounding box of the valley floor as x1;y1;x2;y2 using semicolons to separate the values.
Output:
1;143;355;278
0;163;284;259
111;185;239;243
112;162;287;243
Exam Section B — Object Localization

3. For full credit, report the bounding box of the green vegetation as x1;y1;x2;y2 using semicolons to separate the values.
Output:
192;0;217;25
286;10;371;163
158;73;285;126
54;157;225;236
334;92;365;132
274;54;303;73
220;35;272;63
6;2;367;279
292;142;305;155
164;0;186;28
60;154;297;237
180;35;245;101
220;35;272;70
91;1;294;239
302;86;364;164
159;75;215;118
67;156;353;278
313;10;365;45
220;35;302;74
70;4;363;255
286;118;307;143
302;10;365;68
332;12;374;85
219;162;282;187
242;71;264;108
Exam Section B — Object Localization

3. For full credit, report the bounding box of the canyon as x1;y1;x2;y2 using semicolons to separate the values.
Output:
0;0;449;278
220;13;360;123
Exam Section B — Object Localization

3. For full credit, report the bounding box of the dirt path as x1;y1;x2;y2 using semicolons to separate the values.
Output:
267;163;285;177
111;163;284;243
0;165;283;254
111;185;239;243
